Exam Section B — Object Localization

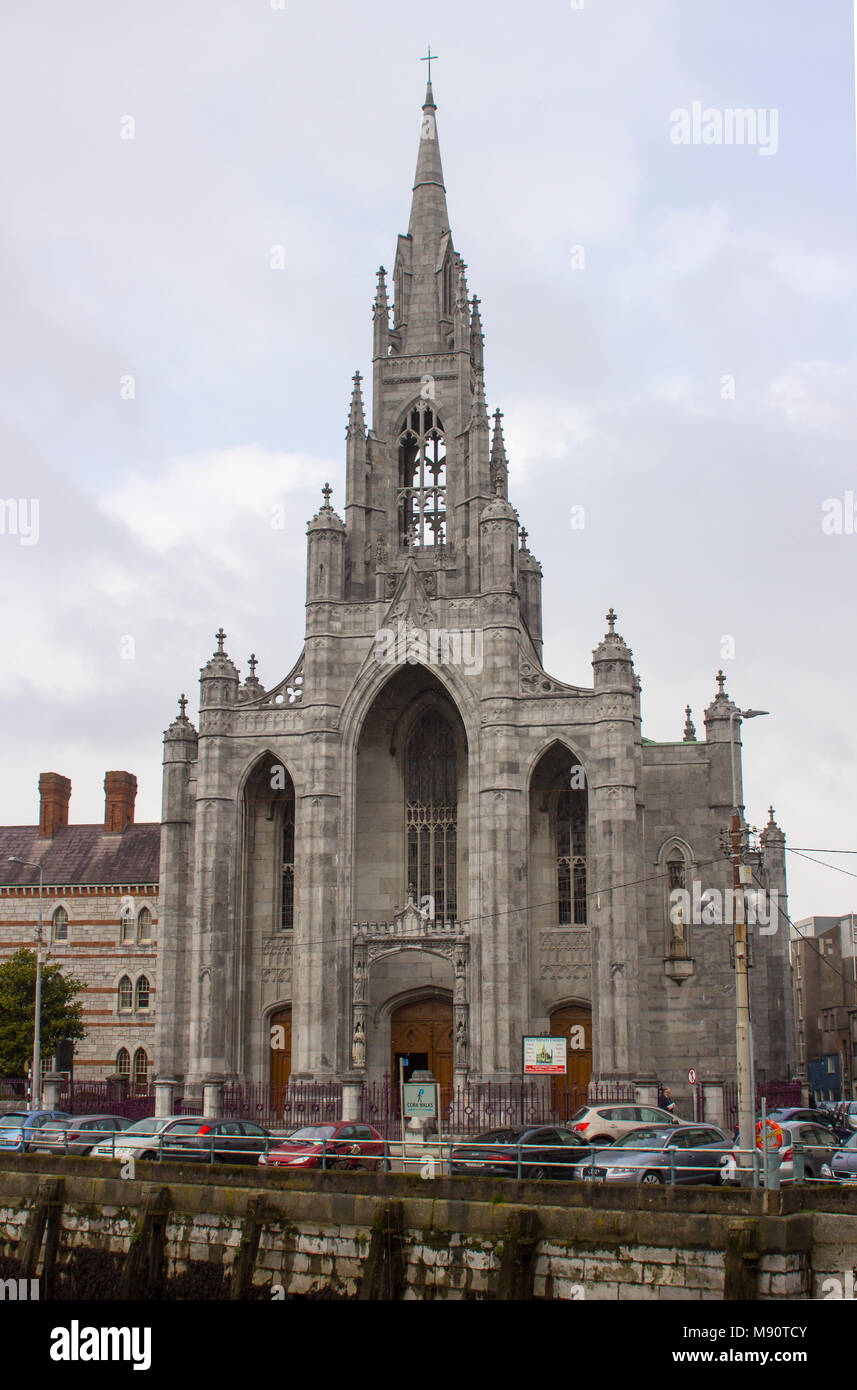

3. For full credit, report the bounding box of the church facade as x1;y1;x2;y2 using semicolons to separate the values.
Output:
155;82;795;1105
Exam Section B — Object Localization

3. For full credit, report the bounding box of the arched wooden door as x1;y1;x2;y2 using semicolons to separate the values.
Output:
390;997;453;1091
550;1003;592;1120
269;1006;292;1091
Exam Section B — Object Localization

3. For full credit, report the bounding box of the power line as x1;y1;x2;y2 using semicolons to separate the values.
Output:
750;866;857;997
787;848;857;883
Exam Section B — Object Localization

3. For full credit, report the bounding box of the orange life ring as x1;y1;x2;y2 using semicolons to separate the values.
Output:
756;1118;783;1150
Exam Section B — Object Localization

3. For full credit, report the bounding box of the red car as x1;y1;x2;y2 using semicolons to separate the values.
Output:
259;1122;385;1171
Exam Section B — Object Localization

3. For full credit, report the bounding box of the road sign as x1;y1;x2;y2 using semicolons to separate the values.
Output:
687;1068;697;1086
523;1036;567;1075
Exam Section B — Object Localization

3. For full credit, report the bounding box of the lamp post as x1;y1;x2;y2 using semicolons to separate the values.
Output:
727;708;769;1180
8;857;45;1109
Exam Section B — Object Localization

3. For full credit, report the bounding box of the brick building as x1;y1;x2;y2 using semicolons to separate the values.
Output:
0;772;158;1086
791;915;857;1100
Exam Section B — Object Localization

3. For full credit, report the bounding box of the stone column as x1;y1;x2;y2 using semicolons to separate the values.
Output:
155;1078;178;1118
341;1072;364;1122
634;1078;659;1108
105;1072;128;1110
203;1076;224;1120
156;701;198;1080
703;1079;725;1129
41;1073;64;1110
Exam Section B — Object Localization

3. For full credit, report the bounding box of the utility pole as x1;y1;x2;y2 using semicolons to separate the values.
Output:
731;809;754;1179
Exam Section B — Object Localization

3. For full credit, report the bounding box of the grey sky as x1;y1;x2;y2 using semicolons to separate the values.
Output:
0;0;854;920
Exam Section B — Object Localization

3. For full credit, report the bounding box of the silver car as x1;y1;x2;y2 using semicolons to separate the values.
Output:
723;1120;839;1183
28;1114;133;1156
575;1124;733;1186
569;1103;680;1145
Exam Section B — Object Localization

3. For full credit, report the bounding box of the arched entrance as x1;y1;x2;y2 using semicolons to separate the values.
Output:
550;1003;592;1119
390;996;453;1090
269;1006;292;1091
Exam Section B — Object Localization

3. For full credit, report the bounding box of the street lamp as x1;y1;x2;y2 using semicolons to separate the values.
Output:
8;856;44;1109
726;708;770;1180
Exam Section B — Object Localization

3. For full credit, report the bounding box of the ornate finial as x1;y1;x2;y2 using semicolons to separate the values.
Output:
248;654;258;677
420;45;439;82
215;628;226;654
321;482;332;507
683;705;697;741
520;527;528;550
768;805;775;822
606;607;617;635
716;669;726;695
178;693;188;718
406;521;418;551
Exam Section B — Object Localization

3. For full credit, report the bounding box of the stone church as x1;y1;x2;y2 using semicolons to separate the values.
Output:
155;80;795;1106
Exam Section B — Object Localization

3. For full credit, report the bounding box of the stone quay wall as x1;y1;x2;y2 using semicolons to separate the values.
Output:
0;1156;855;1301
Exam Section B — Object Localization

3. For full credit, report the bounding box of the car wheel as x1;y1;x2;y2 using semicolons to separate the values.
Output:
641;1171;664;1185
528;1165;547;1180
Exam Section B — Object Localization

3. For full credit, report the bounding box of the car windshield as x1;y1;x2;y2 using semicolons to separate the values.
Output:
569;1108;589;1121
288;1126;337;1141
114;1118;161;1137
610;1128;674;1148
840;1134;857;1151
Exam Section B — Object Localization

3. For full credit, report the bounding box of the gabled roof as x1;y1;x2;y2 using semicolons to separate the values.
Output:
0;824;160;887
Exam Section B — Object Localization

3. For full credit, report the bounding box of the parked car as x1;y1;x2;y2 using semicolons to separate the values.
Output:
159;1119;274;1165
450;1125;594;1178
723;1120;840;1183
574;1124;734;1186
569;1103;680;1144
28;1115;133;1157
0;1109;71;1153
821;1132;857;1182
260;1122;385;1170
767;1108;851;1143
89;1114;208;1160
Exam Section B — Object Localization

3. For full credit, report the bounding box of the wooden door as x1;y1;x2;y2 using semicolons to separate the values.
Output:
550;1004;592;1118
270;1007;292;1091
390;997;453;1092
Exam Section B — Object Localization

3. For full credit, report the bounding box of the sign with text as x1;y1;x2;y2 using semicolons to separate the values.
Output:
403;1082;438;1118
522;1036;568;1075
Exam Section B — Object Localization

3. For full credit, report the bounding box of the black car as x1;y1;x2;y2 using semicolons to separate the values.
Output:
158;1119;275;1164
450;1125;593;1179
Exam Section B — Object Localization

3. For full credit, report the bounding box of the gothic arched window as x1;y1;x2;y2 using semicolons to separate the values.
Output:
398;403;446;547
116;1048;130;1079
135;975;150;1011
556;775;587;925
281;790;295;931
133;1048;149;1093
137;906;152;942
118;976;132;1012
52;906;69;943
405;710;457;923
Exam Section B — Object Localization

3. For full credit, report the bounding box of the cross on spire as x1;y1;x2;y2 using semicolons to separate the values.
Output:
215;628;226;654
178;693;188;718
321;481;332;506
716;669;726;694
420;44;438;81
606;607;617;634
519;527;528;549
248;654;258;677
768;805;776;822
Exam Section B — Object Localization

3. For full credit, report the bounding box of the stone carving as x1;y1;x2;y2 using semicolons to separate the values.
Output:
539;929;591;981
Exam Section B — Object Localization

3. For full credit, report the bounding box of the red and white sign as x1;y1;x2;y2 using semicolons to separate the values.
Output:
687;1068;697;1086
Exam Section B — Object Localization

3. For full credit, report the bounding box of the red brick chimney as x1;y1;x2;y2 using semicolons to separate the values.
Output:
38;773;71;839
104;771;137;833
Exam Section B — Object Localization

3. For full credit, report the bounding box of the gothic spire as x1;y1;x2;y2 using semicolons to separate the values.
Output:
347;371;365;439
470;296;484;370
408;80;449;241
683;705;697;742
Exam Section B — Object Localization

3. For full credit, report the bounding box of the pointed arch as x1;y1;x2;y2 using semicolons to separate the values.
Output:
529;741;589;928
397;399;446;546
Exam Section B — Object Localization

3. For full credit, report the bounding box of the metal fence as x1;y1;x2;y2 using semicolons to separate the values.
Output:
57;1081;156;1121
722;1080;802;1133
219;1081;342;1129
360;1077;637;1138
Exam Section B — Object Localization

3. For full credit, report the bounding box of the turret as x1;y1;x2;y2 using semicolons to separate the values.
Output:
517;527;543;658
306;483;346;602
592;608;636;694
479;490;519;593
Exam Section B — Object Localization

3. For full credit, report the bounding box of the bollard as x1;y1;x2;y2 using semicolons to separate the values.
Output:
668;1147;676;1185
321;1139;328;1171
792;1140;805;1183
516;1144;522;1180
